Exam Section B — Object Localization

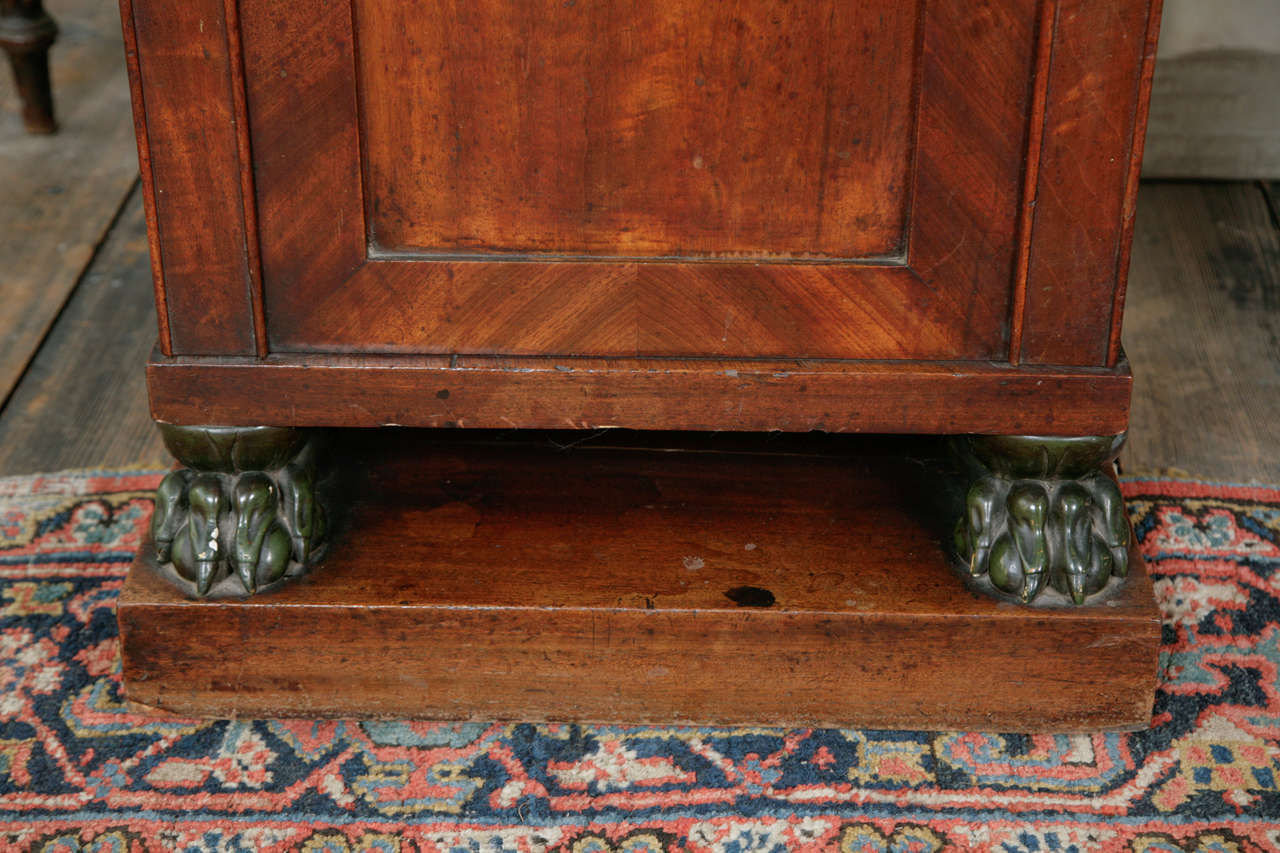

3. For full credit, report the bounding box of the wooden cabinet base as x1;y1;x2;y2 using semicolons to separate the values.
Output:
118;432;1160;732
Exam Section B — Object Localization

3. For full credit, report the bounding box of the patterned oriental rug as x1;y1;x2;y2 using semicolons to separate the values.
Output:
0;471;1278;852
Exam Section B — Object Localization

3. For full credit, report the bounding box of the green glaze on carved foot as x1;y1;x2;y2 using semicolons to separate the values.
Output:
953;434;1130;606
150;425;329;598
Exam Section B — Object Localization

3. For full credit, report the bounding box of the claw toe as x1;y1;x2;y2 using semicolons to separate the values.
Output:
152;469;192;564
183;474;228;597
231;472;279;594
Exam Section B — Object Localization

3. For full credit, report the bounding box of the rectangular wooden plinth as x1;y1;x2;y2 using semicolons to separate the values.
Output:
119;432;1161;732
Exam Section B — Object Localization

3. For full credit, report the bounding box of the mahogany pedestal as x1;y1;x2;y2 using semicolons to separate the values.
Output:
119;432;1160;732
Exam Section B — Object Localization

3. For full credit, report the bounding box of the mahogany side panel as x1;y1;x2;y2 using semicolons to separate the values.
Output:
1019;0;1164;366
248;0;1041;362
125;0;256;355
270;261;994;360
905;0;1036;356
117;0;170;355
238;0;365;314
147;352;1132;436
1107;0;1164;366
126;0;1161;370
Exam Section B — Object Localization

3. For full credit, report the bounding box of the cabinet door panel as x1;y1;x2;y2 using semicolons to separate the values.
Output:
243;0;1037;359
357;0;915;261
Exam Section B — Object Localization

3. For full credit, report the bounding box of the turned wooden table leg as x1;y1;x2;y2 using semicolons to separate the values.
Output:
953;434;1131;606
0;0;57;133
151;425;329;597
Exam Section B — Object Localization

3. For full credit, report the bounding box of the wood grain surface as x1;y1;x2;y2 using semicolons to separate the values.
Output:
1119;182;1280;482
119;432;1161;730
0;0;140;408
265;261;1005;361
1019;0;1164;367
0;181;1266;480
122;0;256;355
146;352;1133;436
241;0;1039;363
119;0;1161;375
0;2;1272;486
356;0;916;259
0;188;168;474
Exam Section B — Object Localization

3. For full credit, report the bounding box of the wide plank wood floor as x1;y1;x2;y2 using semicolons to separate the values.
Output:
0;0;143;416
1121;182;1280;482
0;0;1276;481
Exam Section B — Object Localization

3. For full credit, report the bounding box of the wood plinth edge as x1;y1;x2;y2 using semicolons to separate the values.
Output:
119;433;1159;731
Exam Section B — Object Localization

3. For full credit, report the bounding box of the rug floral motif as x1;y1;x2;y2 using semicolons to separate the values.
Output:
0;470;1278;851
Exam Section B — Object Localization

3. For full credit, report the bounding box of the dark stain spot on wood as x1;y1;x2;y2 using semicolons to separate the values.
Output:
436;388;450;399
724;585;776;607
1211;242;1279;312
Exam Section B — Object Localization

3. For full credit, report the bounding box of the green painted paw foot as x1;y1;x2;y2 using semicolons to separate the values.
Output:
150;426;328;597
954;434;1130;606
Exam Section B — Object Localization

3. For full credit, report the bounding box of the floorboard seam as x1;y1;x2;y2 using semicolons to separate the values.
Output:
1259;180;1280;234
0;178;140;419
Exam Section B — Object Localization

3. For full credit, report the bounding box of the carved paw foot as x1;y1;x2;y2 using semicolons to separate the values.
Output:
150;426;328;597
953;434;1130;605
